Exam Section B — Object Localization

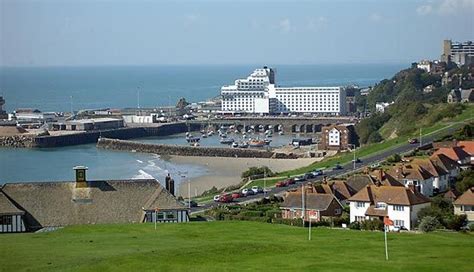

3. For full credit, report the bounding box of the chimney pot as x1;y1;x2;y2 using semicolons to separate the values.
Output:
73;166;88;188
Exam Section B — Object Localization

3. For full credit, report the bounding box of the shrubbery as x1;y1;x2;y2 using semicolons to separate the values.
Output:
241;166;274;180
419;216;439;232
360;219;384;231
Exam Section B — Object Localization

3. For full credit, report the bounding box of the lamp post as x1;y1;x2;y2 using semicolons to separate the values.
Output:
179;171;190;209
349;144;357;170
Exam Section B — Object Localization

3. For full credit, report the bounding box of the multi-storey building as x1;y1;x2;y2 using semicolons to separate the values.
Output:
221;67;346;115
441;40;474;66
318;124;357;151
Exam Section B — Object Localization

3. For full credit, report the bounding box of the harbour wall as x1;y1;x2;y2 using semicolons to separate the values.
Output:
0;122;200;148
96;138;298;159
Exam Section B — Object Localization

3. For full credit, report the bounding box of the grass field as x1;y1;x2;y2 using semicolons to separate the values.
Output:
1;221;473;272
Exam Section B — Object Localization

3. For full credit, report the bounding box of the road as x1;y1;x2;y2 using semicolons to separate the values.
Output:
189;122;463;214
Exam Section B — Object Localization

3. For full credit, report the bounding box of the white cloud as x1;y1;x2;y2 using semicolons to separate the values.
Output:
307;16;328;30
438;0;474;15
369;13;382;22
279;18;291;33
416;5;433;15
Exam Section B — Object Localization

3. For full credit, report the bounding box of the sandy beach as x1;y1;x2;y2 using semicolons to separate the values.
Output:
171;155;322;197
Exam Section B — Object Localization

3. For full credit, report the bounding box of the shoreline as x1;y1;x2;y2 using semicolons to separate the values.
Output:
171;155;322;197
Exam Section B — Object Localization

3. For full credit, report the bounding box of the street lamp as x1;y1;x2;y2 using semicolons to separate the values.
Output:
349;144;357;170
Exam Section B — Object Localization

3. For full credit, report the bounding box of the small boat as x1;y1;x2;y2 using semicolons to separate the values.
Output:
202;134;208;138
232;142;239;148
264;138;272;145
249;139;265;148
279;131;284;136
207;131;214;136
185;132;190;137
220;133;227;138
239;142;249;148
186;136;200;143
220;138;234;144
191;142;200;147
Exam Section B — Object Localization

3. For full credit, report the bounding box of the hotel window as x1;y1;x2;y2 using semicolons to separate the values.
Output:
393;205;404;211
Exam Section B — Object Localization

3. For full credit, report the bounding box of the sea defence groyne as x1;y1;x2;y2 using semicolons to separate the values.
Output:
0;122;200;148
97;138;298;159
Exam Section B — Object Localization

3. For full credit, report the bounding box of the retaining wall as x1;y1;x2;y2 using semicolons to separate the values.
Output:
97;138;297;159
0;135;36;148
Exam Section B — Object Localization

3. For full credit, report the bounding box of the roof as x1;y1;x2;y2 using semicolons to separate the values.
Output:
432;147;470;162
0;179;185;229
365;205;388;217
0;190;24;216
410;158;448;178
458;141;474;156
281;192;339;211
348;185;431;206
429;153;459;172
387;163;433;181
346;175;377;192
454;187;474;206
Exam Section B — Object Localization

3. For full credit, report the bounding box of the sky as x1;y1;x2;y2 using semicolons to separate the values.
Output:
0;0;473;66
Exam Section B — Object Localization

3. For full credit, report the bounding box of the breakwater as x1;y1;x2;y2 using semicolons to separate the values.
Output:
0;122;200;148
0;135;36;148
97;138;298;159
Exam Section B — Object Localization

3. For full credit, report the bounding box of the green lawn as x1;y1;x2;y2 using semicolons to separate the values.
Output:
1;221;472;272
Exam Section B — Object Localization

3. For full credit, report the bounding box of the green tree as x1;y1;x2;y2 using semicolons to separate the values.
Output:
455;169;474;193
419;216;439;232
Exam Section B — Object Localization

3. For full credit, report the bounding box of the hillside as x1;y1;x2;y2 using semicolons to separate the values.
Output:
356;64;474;144
1;221;472;271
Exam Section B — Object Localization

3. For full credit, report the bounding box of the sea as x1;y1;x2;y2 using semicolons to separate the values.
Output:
0;64;406;188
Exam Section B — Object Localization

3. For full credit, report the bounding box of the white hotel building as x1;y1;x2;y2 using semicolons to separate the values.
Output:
221;67;346;115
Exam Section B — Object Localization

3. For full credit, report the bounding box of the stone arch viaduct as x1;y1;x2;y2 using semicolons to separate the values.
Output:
187;116;357;134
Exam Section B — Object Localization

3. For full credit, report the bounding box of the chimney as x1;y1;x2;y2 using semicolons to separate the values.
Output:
379;169;384;182
165;173;175;196
73;166;88;188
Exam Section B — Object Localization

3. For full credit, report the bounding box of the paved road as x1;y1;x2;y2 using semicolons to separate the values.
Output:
189;122;463;214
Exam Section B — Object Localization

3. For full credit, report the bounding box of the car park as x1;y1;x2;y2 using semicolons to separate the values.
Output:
251;186;264;194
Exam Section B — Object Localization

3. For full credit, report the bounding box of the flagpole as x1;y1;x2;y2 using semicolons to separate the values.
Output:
309;217;312;241
155;209;157;230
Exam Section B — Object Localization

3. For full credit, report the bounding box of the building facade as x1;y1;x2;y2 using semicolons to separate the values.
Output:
453;187;474;223
318;124;357;151
441;40;474;66
221;67;346;115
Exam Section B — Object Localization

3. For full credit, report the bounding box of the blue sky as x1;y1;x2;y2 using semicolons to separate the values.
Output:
1;0;473;66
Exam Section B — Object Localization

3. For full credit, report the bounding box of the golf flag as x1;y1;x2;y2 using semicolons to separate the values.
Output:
384;216;394;226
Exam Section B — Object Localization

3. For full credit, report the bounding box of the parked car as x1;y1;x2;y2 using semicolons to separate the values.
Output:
370;162;381;168
409;138;419;144
276;181;288;187
332;164;343;170
182;200;198;207
219;194;233;203
213;195;221;202
231;192;242;199
294;175;306;182
352;158;362;163
285;178;296;185
311;169;323;176
251;186;264;194
303;173;315;180
241;188;255;196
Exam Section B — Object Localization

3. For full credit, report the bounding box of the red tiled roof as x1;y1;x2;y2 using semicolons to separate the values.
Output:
454;187;474;206
432;147;470;162
348;185;431;206
458;141;474;156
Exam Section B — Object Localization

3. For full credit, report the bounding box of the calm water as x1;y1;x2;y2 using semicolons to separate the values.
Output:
0;64;406;184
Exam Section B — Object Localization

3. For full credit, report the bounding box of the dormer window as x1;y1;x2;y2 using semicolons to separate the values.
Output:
375;202;386;209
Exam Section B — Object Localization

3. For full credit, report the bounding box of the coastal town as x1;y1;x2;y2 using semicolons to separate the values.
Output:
1;0;473;270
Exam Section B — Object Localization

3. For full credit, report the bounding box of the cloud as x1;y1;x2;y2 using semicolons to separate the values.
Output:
307;16;328;31
438;0;474;15
416;5;433;15
279;18;291;33
369;13;382;22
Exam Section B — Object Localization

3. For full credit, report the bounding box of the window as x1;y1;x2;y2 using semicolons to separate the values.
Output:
375;202;387;209
0;215;12;225
393;205;404;211
355;216;365;222
165;211;175;219
356;202;365;208
394;220;404;227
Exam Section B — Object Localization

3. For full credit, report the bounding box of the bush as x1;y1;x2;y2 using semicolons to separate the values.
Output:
333;213;350;227
444;214;467;231
468;222;474;232
239;210;264;217
387;153;401;163
349;221;361;230
419;216;440;232
241;166;274;179
265;209;282;218
361;219;384;231
272;218;304;227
